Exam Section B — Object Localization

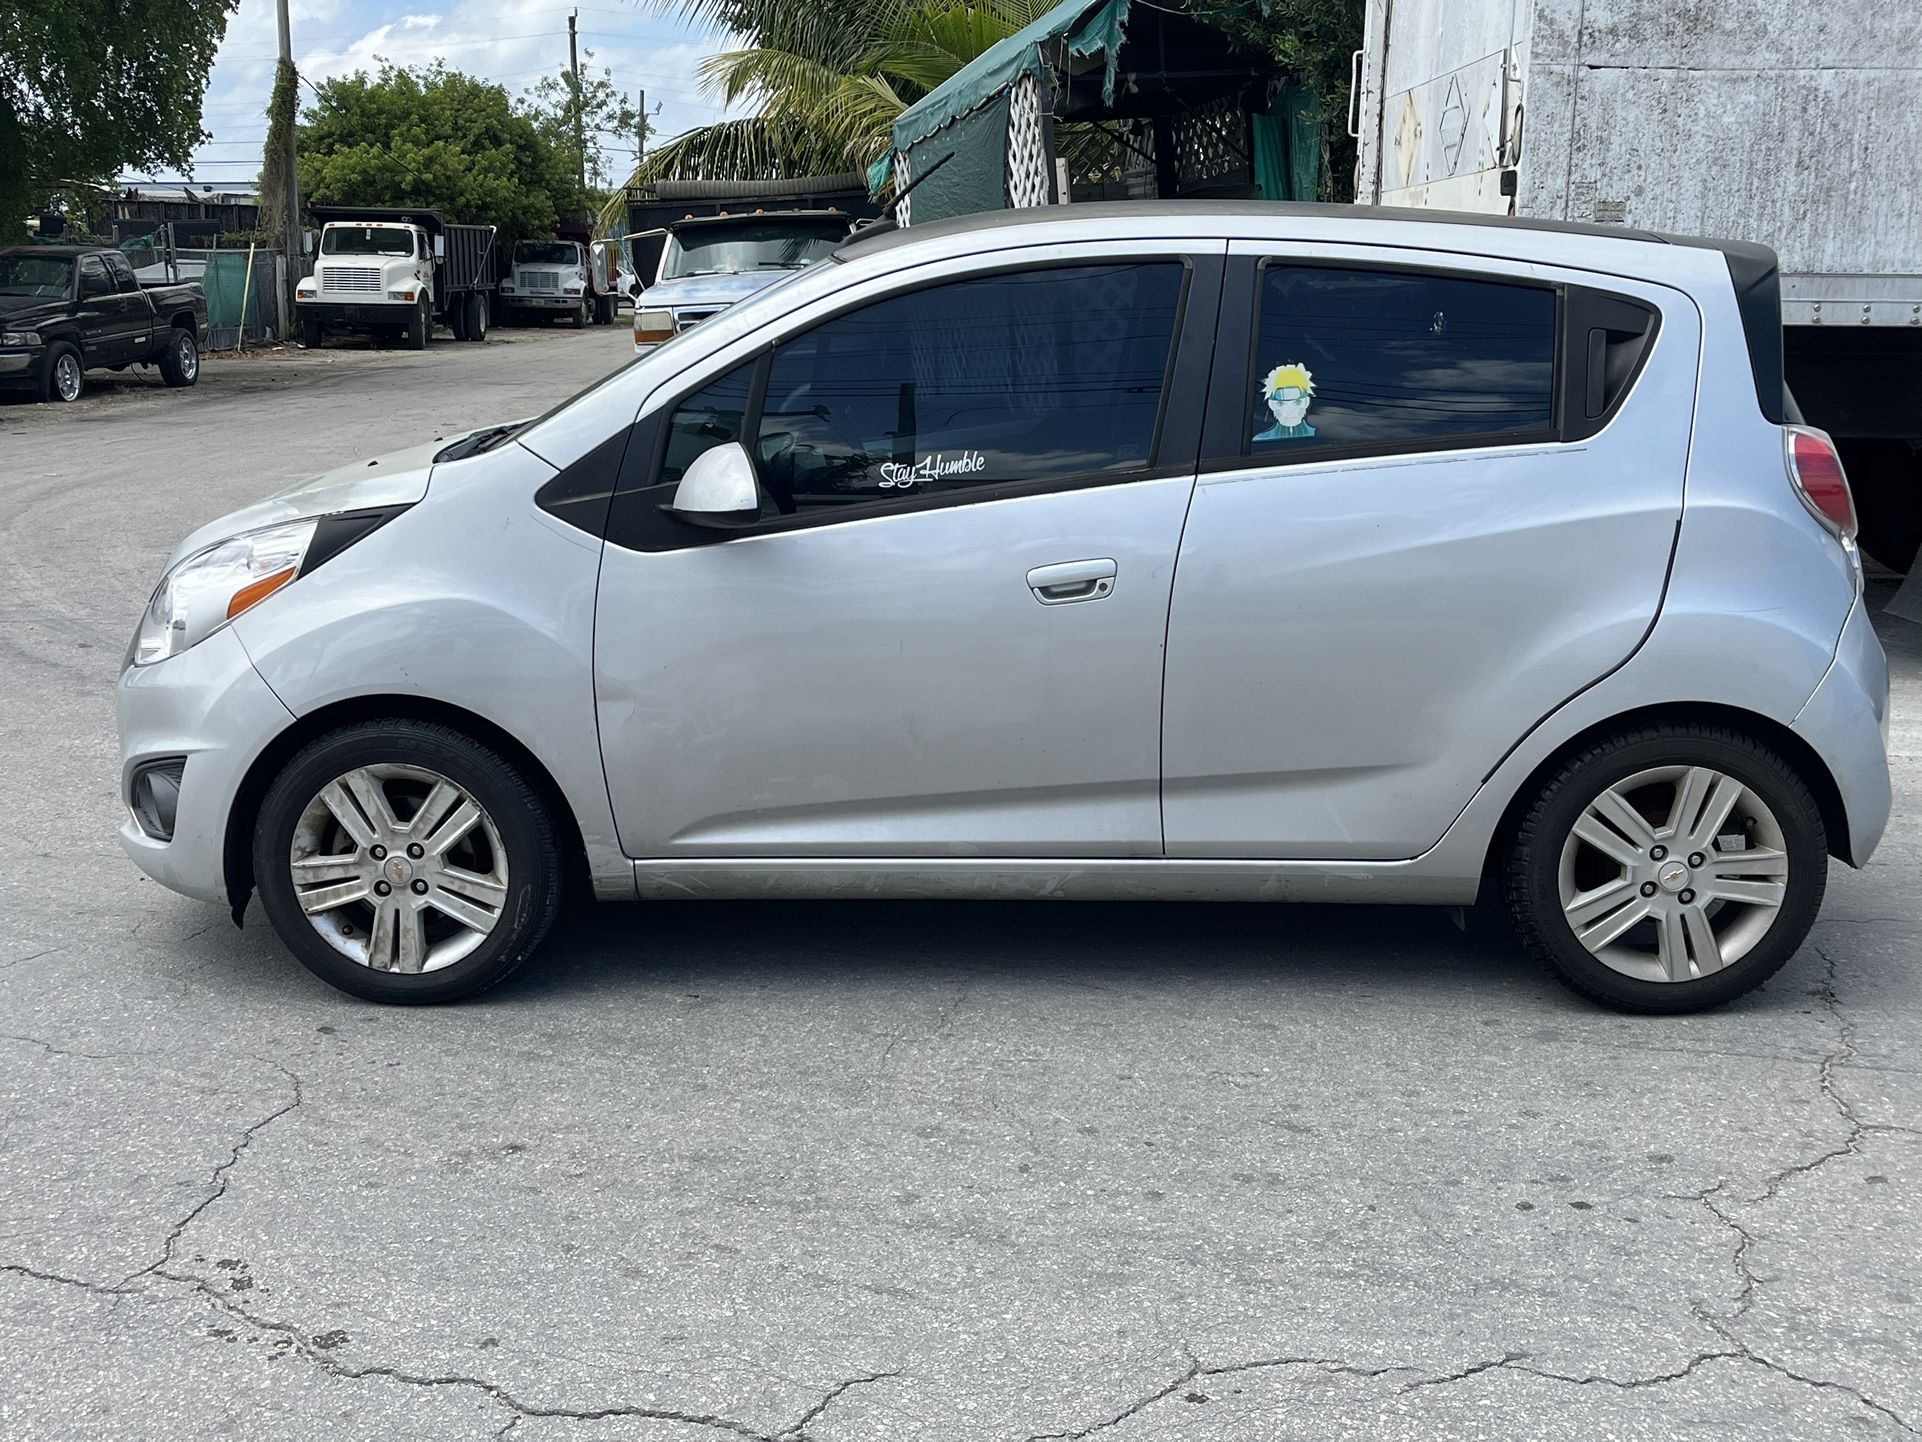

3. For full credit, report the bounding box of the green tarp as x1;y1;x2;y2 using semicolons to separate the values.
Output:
1252;83;1323;201
889;0;1132;159
900;93;1015;225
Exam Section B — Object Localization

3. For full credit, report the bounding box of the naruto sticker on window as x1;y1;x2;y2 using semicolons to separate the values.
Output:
1255;362;1316;441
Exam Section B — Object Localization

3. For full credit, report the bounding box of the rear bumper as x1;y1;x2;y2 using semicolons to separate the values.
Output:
1794;594;1892;866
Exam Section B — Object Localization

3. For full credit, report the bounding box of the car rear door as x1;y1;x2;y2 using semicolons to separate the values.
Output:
102;252;154;362
593;242;1223;859
1160;243;1700;859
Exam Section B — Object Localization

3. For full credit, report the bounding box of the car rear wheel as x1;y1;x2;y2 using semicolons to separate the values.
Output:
157;328;199;387
1504;723;1827;1013
43;342;83;403
253;720;564;1003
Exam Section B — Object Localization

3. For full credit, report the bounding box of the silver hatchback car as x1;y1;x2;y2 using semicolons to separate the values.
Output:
117;203;1890;1011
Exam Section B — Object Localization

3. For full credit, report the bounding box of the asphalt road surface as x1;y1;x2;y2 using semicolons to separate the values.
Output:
3;324;1918;1441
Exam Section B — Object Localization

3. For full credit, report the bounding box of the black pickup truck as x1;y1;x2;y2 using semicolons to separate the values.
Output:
0;245;208;403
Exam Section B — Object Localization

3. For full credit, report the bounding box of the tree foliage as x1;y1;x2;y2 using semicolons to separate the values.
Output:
524;54;641;195
256;58;299;241
0;0;238;239
298;63;592;236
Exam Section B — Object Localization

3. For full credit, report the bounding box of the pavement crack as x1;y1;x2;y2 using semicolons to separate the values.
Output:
1399;1351;1529;1393
0;1262;134;1298
776;1369;900;1439
1024;1356;1203;1441
118;1057;305;1289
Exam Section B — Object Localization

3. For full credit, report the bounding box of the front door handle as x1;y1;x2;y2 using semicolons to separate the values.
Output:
1027;557;1117;605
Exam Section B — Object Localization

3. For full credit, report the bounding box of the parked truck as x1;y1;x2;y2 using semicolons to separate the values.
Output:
0;245;207;403
622;175;876;350
295;205;498;350
496;231;622;328
1350;0;1922;570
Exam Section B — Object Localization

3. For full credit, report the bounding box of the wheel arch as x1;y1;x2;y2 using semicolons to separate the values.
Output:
1480;701;1854;880
223;694;590;919
168;310;198;338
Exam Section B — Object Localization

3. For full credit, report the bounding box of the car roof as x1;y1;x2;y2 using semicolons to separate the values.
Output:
0;245;96;258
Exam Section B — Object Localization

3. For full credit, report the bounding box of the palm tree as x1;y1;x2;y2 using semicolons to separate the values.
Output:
607;0;1047;198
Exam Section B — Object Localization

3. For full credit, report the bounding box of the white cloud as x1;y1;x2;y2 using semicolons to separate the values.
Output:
131;0;747;191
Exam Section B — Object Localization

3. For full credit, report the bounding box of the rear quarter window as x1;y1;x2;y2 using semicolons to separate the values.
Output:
1247;264;1559;455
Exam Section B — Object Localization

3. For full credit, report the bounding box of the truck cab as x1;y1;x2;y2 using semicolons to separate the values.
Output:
295;207;497;351
628;210;850;351
498;239;595;327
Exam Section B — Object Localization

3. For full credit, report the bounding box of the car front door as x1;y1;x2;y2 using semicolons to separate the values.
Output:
102;252;153;362
74;256;122;366
1160;244;1700;859
594;245;1221;859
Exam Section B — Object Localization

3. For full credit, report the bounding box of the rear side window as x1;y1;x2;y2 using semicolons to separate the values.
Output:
755;261;1183;511
103;252;140;292
1248;265;1558;454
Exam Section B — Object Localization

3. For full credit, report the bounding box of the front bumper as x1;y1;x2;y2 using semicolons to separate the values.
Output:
0;348;45;385
500;294;585;310
1794;594;1893;866
117;626;296;905
297;299;412;327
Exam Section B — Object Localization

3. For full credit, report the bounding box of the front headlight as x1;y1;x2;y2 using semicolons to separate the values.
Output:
134;519;317;666
1;329;38;347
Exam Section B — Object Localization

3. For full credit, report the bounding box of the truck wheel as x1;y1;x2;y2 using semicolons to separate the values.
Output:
299;313;323;349
465;292;488;343
42;342;83;403
157;328;199;388
449;297;470;343
406;296;430;351
569;302;586;330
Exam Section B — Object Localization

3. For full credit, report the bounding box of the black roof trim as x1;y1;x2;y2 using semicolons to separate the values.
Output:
1662;233;1788;423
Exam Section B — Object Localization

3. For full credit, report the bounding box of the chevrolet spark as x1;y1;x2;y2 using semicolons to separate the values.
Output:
117;203;1891;1012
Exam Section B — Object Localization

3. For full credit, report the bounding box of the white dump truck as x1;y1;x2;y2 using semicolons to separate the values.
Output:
295;205;498;350
496;235;622;327
1350;0;1922;570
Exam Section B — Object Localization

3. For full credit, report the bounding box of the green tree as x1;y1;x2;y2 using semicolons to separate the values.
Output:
298;63;580;237
256;58;299;242
524;54;641;200
0;0;239;239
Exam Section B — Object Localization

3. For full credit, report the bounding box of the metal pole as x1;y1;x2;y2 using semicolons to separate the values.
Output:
568;10;586;191
276;0;302;334
636;87;646;162
237;240;258;353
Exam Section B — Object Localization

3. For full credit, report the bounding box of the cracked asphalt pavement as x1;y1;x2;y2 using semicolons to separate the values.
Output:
2;324;1919;1439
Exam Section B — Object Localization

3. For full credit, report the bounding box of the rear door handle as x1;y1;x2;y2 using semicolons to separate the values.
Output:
1027;557;1117;605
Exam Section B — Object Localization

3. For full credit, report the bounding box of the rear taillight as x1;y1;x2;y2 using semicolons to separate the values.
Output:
1785;426;1857;539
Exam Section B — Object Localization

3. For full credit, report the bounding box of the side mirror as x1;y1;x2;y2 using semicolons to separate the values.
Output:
301;229;316;256
433;234;446;260
667;442;760;528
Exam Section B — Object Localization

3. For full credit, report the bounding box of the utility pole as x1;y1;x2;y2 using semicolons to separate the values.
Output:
275;0;302;329
636;88;646;162
568;9;586;191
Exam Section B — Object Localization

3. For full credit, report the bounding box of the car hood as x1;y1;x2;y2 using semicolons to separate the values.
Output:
642;270;788;310
162;434;452;571
0;294;68;326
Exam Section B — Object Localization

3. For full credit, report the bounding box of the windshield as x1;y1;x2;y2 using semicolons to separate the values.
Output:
322;226;416;257
515;241;580;266
661;221;845;280
0;254;74;297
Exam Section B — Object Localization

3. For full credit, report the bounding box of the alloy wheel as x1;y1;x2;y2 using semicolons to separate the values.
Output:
54;353;81;401
1557;764;1789;983
288;763;510;974
175;334;198;380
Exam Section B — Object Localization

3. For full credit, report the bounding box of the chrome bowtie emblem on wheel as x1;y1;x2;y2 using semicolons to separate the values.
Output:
385;856;414;885
1657;860;1690;891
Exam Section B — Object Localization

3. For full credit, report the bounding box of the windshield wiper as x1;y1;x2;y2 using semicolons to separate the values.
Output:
433;423;523;463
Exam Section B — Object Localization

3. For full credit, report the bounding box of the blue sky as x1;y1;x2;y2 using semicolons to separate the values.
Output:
127;0;744;188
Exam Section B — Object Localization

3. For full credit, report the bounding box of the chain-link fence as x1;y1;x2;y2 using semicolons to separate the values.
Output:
116;227;301;348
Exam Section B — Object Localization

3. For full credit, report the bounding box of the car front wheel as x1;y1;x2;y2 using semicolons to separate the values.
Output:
253;720;563;1003
43;342;83;402
1504;723;1827;1013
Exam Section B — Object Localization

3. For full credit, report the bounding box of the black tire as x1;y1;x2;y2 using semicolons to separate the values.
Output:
406;296;430;350
568;302;586;329
253;720;564;1004
449;296;471;342
157;327;199;387
41;341;83;402
465;291;488;342
1504;723;1828;1014
299;313;324;349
